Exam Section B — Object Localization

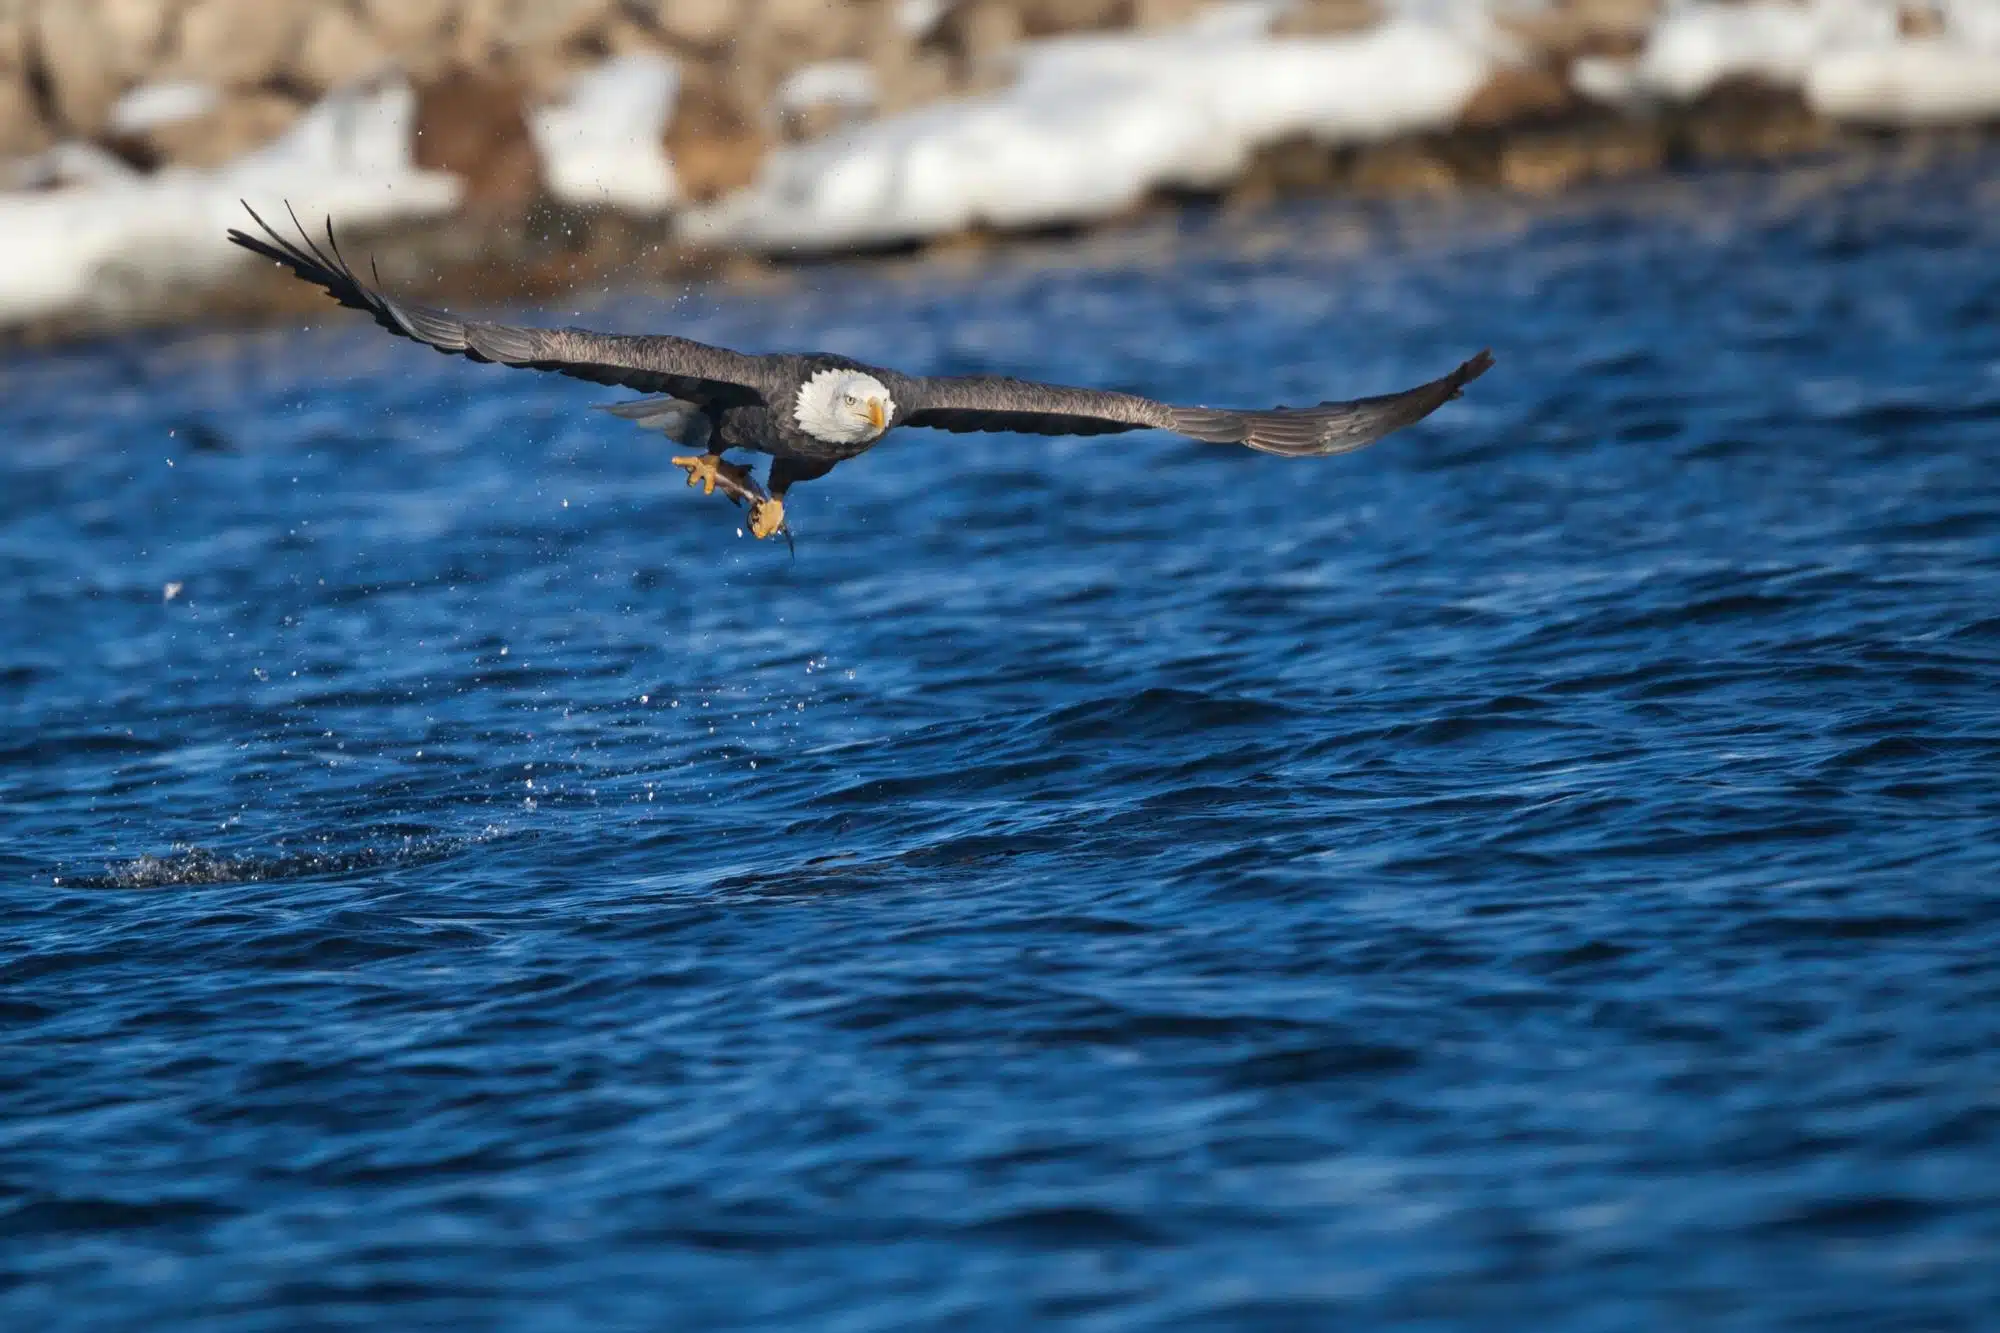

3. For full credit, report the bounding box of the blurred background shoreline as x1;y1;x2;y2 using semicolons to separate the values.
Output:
3;0;1997;346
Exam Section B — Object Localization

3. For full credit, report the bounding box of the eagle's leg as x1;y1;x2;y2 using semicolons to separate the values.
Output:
753;458;835;541
671;453;763;508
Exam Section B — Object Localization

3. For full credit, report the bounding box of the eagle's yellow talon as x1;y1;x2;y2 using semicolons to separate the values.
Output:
749;498;786;540
673;453;763;506
671;453;721;496
680;456;736;498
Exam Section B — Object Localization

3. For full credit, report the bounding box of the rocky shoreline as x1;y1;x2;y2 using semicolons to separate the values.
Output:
2;1;1996;344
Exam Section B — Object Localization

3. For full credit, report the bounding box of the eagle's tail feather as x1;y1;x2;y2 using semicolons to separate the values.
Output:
594;396;711;449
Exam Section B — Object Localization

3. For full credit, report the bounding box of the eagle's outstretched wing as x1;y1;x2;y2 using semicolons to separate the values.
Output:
226;204;770;407
893;351;1493;457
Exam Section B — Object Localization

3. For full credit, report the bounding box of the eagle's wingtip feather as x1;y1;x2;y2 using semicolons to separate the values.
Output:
1448;349;1495;398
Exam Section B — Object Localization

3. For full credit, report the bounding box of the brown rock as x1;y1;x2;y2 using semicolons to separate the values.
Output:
1582;123;1666;180
499;46;601;107
749;0;874;63
1499;0;1657;62
1528;122;1669;190
600;8;675;56
718;2;875;128
645;0;738;50
2;1;34;72
753;0;841;34
1498;134;1595;193
1675;76;1833;162
449;0;629;99
776;105;847;144
874;44;956;115
293;5;392;94
1013;0;1127;35
356;0;456;61
456;0;619;58
0;72;51;155
537;0;622;46
1348;142;1461;196
1565;0;1661;22
141;89;303;167
1234;135;1340;202
1129;0;1202;26
666;61;768;204
413;68;542;209
1271;0;1382;37
928;0;1022;85
29;1;119;133
1458;65;1577;130
1899;3;1945;38
82;0;178;76
26;0;179;133
670;126;770;204
169;0;304;88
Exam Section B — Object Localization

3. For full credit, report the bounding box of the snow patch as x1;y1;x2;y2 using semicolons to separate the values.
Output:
1628;0;2000;125
1570;55;1646;109
1636;0;1896;100
681;10;1500;253
8;142;141;192
108;81;222;136
0;77;460;327
776;61;881;118
529;53;681;213
1807;39;2000;123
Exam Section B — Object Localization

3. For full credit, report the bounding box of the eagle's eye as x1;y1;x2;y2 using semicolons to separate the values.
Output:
843;392;856;405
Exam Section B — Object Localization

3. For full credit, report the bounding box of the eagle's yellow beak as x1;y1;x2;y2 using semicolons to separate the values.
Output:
865;398;886;429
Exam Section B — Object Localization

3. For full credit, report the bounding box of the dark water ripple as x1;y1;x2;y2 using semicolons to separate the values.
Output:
5;158;2000;1330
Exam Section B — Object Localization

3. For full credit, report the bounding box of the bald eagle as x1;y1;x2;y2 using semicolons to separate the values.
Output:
228;205;1493;542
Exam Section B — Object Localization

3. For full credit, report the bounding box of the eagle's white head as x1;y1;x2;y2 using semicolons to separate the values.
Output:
794;368;894;445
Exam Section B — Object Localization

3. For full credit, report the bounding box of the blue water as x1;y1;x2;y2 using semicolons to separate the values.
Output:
5;158;2000;1330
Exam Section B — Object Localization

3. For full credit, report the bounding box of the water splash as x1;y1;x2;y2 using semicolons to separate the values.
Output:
59;827;506;889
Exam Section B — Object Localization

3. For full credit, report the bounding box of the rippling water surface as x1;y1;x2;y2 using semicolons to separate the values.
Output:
6;156;2000;1330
